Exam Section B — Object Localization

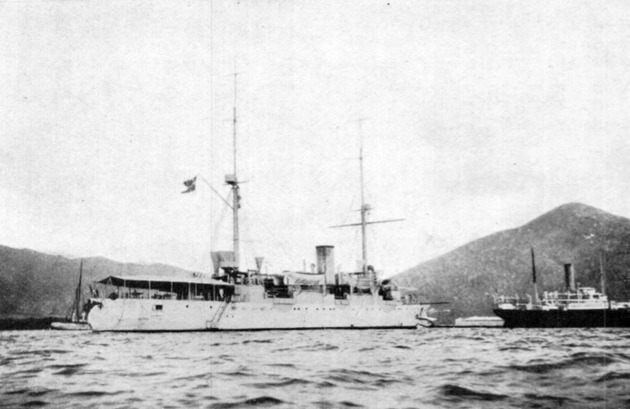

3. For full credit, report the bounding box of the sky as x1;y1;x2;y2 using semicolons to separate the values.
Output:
2;0;630;277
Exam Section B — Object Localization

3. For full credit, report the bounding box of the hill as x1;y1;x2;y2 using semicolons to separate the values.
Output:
0;245;195;320
393;203;630;324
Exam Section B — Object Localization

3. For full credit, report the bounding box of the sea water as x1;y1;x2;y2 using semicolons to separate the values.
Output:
0;328;628;408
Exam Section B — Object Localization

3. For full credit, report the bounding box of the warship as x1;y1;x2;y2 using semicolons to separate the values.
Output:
86;88;431;332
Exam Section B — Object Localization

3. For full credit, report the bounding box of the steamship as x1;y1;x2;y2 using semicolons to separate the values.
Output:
86;90;430;332
493;252;630;328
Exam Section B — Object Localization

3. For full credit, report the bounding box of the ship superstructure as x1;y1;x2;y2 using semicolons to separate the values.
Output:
87;176;429;331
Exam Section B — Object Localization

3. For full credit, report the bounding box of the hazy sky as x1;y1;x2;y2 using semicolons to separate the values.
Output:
2;0;630;276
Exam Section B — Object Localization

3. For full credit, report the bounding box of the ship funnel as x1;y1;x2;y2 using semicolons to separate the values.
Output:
255;257;264;273
211;251;235;276
564;263;576;291
316;245;335;283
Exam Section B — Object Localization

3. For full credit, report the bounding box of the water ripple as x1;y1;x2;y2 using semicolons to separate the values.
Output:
0;328;628;409
439;384;508;402
509;352;626;374
212;396;286;408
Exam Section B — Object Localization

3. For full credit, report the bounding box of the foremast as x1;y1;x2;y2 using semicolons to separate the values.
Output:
226;73;240;271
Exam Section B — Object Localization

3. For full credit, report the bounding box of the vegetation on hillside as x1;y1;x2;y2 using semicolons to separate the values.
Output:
0;246;195;318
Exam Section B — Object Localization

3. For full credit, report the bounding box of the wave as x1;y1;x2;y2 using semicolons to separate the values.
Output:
522;392;572;406
18;400;48;407
4;388;53;397
498;345;533;352
249;377;312;389
325;368;382;384
596;371;630;382
323;368;407;389
438;384;508;402
508;352;628;374
54;367;83;376
393;345;411;349
47;363;88;376
212;396;285;408
219;370;255;378
173;373;212;382
338;401;363;407
293;341;339;351
312;400;363;408
266;363;296;368
117;371;167;378
10;349;70;356
65;390;128;397
9;367;44;376
316;381;336;389
242;339;273;344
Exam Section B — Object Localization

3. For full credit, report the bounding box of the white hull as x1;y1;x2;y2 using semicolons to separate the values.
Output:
88;295;426;332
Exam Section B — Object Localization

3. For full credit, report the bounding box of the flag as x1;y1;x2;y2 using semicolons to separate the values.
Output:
182;177;197;194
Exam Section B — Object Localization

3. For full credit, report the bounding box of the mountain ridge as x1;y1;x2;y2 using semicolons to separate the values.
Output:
393;203;630;323
2;202;630;324
0;245;197;319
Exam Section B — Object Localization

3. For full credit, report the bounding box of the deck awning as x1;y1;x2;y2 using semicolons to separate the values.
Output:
96;275;234;291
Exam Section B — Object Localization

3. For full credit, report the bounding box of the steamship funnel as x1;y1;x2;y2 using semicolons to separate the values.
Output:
255;257;264;273
211;251;235;276
316;245;335;283
564;263;576;292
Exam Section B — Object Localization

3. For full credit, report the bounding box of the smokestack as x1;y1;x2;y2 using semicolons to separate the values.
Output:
316;245;335;284
255;257;264;273
564;263;576;292
211;251;235;276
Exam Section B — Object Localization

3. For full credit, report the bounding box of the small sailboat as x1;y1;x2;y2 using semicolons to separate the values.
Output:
51;259;91;330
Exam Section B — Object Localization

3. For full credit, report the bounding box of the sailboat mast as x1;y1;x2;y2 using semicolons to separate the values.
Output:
531;248;539;303
599;251;606;296
74;259;83;322
231;73;240;271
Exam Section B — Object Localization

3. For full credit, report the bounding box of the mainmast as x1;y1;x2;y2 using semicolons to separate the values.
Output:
330;120;403;275
226;73;240;271
359;123;369;274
